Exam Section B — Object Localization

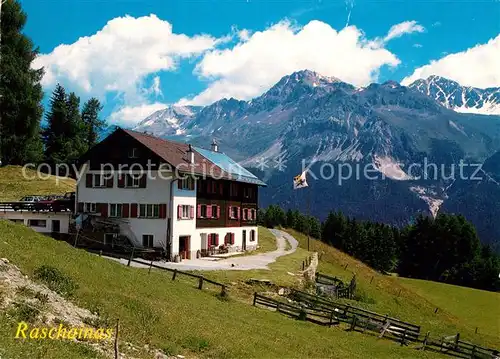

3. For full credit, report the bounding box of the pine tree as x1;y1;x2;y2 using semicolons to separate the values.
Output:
66;92;87;160
43;84;68;164
81;97;104;149
0;0;44;164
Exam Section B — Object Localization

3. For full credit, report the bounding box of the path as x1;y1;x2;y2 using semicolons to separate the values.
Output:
106;229;299;271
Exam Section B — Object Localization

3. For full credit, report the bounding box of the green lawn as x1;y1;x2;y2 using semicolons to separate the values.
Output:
0;221;442;359
0;165;75;201
398;278;500;339
284;228;500;348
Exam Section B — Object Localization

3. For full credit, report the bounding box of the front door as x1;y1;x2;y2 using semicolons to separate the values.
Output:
179;236;191;259
242;230;247;251
51;220;60;233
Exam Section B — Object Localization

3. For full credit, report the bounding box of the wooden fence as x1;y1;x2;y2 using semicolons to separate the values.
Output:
315;272;357;300
419;333;500;359
253;293;338;327
288;289;421;342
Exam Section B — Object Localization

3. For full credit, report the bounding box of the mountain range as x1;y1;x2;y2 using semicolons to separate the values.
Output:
132;71;500;250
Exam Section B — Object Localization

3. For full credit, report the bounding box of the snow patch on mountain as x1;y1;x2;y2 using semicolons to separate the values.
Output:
409;76;500;115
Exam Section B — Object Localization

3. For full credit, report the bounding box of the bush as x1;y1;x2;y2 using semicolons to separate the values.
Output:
33;265;78;298
9;302;40;322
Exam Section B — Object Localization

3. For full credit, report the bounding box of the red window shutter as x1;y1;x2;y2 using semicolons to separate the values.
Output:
224;234;228;245
118;174;125;188
159;204;167;218
197;204;202;218
190;205;194;219
215;234;219;246
99;203;108;217
231;233;235;245
207;205;212;218
177;205;182;219
130;203;138;218
86;174;93;188
237;207;241;219
227;206;232;219
139;174;147;188
122;203;129;218
77;202;84;212
217;206;220;218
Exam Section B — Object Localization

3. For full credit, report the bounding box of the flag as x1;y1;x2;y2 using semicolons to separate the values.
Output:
293;171;308;189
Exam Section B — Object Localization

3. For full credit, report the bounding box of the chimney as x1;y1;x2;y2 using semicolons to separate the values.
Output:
187;144;194;164
211;138;218;152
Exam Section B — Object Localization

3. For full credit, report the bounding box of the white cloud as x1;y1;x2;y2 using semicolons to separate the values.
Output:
33;14;219;104
383;20;425;42
413;43;423;48
108;102;167;127
402;34;500;88
181;20;403;105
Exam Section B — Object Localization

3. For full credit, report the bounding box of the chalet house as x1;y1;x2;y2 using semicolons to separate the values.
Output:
75;128;266;260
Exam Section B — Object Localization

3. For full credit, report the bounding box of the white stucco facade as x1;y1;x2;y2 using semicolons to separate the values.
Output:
0;211;70;234
76;165;260;259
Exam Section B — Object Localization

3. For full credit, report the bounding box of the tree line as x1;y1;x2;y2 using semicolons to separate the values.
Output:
259;205;500;292
0;0;105;167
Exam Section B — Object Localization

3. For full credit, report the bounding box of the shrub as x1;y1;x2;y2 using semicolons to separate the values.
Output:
9;302;40;322
16;285;36;298
183;336;209;352
34;291;49;305
33;265;78;298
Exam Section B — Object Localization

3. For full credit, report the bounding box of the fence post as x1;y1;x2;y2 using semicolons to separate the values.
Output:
349;315;357;331
114;319;119;359
127;247;135;267
455;333;460;350
401;329;407;346
471;345;476;358
422;331;430;350
99;250;102;257
370;276;374;284
253;292;257;306
302;261;305;270
329;311;334;327
220;285;227;297
172;269;177;280
148;261;153;274
198;276;204;290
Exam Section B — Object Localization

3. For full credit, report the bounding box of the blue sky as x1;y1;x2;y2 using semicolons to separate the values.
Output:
22;0;500;126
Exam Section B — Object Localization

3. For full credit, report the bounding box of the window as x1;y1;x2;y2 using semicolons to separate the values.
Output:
104;233;117;245
109;203;123;218
208;233;219;247
251;209;256;220
224;233;235;245
93;174;106;187
230;183;239;196
178;176;195;190
28;219;46;228
243;208;249;220
211;205;218;219
243;187;254;199
139;204;160;218
250;230;256;242
84;202;96;213
229;206;239;220
178;205;193;219
200;205;207;218
142;234;154;248
128;147;139;158
126;174;140;188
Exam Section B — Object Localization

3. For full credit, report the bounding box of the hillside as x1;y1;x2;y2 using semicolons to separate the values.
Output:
0;221;443;359
0;166;76;201
283;228;500;347
0;221;498;358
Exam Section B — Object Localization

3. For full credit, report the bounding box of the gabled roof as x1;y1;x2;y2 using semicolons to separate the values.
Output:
120;129;266;186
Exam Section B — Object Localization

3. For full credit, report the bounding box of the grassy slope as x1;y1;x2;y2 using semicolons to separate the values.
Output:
0;221;441;359
284;228;500;348
0;166;75;201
